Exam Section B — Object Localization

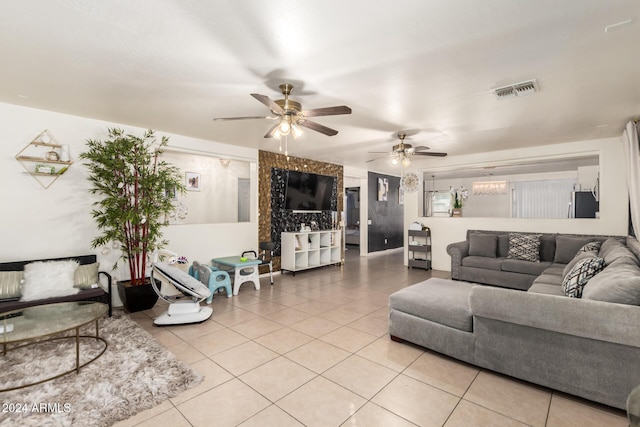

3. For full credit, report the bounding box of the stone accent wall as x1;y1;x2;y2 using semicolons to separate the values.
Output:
258;150;343;270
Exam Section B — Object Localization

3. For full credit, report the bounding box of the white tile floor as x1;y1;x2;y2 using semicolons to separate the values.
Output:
114;249;628;427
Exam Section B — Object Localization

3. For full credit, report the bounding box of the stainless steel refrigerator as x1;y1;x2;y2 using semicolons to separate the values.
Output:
569;191;599;218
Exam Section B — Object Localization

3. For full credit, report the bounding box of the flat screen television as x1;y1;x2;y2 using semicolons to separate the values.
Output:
285;171;335;211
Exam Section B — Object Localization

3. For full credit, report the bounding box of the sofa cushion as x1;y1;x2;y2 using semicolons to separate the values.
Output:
21;260;80;302
539;234;557;262
582;258;640;305
562;256;605;298
507;233;541;262
528;281;564;296
0;271;23;301
468;233;497;258
389;278;473;332
544;265;566;276
554;236;596;264
462;256;503;271
533;272;563;286
501;259;551;276
599;238;639;266
497;234;509;258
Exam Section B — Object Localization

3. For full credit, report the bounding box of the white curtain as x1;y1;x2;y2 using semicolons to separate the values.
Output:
512;179;575;218
623;121;640;237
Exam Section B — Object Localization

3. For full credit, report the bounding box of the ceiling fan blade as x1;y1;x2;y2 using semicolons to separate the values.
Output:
366;156;388;163
213;115;277;121
301;106;352;117
412;145;430;151
413;152;448;157
263;122;280;138
251;93;284;114
298;120;339;136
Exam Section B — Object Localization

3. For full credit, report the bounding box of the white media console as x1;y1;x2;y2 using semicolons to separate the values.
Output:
281;230;342;275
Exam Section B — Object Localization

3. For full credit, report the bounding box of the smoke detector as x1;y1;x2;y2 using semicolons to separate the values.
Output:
492;79;538;99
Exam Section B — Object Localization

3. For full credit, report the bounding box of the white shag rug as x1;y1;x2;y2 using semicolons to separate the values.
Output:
0;313;202;427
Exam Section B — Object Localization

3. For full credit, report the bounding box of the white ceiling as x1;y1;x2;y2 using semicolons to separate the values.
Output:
1;1;639;174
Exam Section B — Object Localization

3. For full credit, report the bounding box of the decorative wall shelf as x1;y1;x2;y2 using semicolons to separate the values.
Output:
15;130;73;189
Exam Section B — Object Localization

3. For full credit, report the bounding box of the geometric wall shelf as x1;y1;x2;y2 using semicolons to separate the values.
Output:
15;129;73;189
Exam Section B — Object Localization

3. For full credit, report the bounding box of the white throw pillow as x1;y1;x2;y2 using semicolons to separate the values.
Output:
21;260;80;301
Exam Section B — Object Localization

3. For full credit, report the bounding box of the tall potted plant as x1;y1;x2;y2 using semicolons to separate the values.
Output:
81;128;185;312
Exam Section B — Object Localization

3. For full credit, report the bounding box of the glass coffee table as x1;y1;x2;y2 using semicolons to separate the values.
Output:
0;301;108;392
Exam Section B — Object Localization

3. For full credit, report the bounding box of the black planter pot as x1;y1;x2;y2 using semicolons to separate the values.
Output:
117;278;160;313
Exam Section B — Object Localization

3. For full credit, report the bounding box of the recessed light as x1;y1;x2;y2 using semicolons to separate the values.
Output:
604;19;632;33
17;94;28;99
595;124;609;128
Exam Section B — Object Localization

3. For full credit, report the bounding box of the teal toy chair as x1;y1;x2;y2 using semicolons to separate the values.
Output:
189;261;232;304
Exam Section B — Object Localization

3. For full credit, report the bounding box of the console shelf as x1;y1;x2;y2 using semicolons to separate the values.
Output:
408;229;431;270
281;230;342;275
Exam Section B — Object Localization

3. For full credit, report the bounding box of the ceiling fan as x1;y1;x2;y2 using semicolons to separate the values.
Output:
213;83;352;139
367;132;447;168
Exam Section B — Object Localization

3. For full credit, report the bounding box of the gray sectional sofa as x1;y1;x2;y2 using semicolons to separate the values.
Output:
446;229;624;290
390;232;640;409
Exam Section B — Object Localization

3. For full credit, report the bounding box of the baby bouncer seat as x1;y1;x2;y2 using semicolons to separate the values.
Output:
151;260;213;326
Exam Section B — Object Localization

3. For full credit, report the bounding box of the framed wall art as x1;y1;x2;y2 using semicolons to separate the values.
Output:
185;172;201;191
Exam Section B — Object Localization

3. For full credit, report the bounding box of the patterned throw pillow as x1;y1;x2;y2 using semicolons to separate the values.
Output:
507;233;541;262
562;256;605;298
579;241;602;254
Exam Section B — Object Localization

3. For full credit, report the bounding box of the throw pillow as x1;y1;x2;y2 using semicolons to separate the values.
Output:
21;260;80;302
579;241;602;253
562;251;596;279
507;233;541;262
554;236;595;264
582;259;640;305
468;233;498;258
561;256;605;298
0;271;23;300
74;262;100;289
598;238;639;266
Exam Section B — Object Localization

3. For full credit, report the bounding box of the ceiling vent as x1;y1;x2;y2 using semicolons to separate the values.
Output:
493;79;538;100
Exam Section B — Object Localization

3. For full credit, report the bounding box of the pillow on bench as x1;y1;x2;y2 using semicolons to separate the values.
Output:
0;271;23;301
21;260;80;302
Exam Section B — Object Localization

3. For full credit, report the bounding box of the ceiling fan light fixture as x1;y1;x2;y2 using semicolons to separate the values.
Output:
390;155;400;166
291;122;302;139
401;156;412;168
278;118;291;135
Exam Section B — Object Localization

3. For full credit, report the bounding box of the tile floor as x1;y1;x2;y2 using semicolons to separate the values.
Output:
114;249;628;427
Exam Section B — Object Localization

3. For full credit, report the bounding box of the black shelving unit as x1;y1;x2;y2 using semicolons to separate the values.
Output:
408;229;431;270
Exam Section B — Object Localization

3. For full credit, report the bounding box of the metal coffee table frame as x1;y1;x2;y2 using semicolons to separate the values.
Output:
0;302;108;392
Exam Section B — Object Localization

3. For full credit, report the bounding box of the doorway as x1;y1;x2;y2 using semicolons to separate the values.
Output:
345;187;360;248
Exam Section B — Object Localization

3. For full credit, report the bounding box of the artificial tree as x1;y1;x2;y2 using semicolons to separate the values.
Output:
81;128;185;287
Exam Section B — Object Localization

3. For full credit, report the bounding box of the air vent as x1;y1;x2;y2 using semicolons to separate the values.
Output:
493;79;538;100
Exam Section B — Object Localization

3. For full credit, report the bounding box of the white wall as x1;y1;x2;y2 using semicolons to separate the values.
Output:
0;102;258;281
404;137;629;271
